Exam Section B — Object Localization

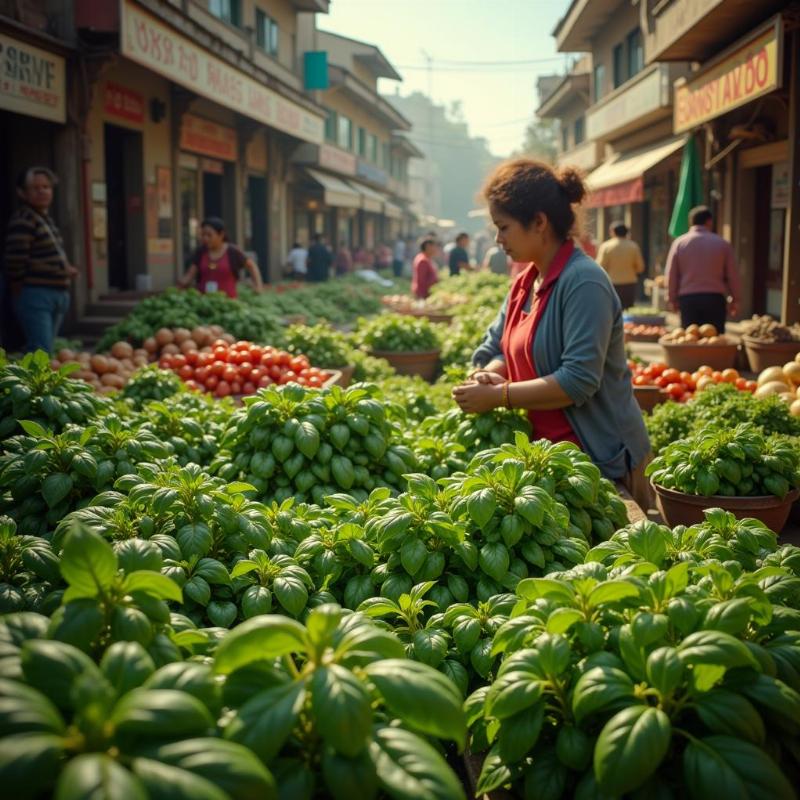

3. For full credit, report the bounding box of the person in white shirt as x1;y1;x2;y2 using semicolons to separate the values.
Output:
285;242;308;279
392;237;406;277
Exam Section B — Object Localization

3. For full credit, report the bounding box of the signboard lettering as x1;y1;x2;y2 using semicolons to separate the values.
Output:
180;114;237;161
121;0;323;144
0;33;65;122
674;22;781;133
104;81;145;124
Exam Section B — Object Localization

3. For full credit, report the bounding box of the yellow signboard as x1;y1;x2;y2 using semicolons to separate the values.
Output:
674;21;782;133
0;33;66;123
120;0;324;144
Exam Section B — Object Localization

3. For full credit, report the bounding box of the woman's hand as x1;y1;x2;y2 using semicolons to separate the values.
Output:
452;380;504;413
469;370;506;386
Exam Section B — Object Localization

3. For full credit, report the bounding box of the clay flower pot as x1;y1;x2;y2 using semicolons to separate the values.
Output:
370;349;440;381
742;336;799;373
652;482;800;532
659;340;739;372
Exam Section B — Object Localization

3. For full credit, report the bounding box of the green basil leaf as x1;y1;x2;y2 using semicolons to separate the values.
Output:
111;689;214;740
594;705;671;796
311;664;372;757
123;572;183;603
0;732;64;798
368;724;466;800
498;701;544;764
60;523;117;595
645;647;683;697
572;666;635;724
677;630;759;671
693;690;765;744
364;659;466;747
42;472;73;509
479;542;509;583
131;758;229;800
0;678;65;735
21;640;103;711
100;642;156;697
274;575;308;617
322;747;378;800
400;538;428;577
54;753;146;800
587;580;640;608
214;615;307;674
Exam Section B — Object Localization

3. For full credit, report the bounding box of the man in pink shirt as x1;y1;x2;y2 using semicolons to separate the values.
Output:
665;206;741;333
411;239;439;299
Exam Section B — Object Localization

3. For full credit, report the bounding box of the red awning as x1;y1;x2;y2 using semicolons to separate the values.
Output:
585;177;644;208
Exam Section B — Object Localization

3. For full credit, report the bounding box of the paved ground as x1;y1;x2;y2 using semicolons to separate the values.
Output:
626;318;800;545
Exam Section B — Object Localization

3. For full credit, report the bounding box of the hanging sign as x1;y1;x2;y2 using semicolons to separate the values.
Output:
0;32;65;122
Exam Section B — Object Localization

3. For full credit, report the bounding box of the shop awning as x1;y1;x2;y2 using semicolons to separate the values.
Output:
585;136;686;208
305;168;361;209
348;180;386;213
383;201;403;220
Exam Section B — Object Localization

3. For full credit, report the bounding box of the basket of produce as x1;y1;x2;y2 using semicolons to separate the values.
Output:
753;360;800;415
624;321;668;342
740;315;800;371
283;323;356;388
624;305;667;326
647;422;800;530
633;384;668;412
357;313;441;381
659;323;738;371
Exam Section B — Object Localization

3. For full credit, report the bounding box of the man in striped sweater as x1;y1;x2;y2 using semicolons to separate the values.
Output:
3;167;78;353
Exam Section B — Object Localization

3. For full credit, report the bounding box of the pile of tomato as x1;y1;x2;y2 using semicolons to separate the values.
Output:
158;339;330;397
628;361;757;403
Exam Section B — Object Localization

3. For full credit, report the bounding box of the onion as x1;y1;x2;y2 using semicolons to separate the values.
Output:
791;399;800;417
754;380;790;397
757;366;789;386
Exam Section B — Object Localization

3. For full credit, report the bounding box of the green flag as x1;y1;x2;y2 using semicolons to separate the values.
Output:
668;137;704;238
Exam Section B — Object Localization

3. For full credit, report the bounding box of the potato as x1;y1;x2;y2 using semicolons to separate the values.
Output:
782;361;800;386
110;341;134;359
143;337;158;354
173;327;192;344
161;343;180;355
101;373;125;388
755;380;791;397
698;323;717;338
758;366;789;386
791;399;800;417
155;328;174;347
57;348;76;362
180;339;198;353
90;354;110;374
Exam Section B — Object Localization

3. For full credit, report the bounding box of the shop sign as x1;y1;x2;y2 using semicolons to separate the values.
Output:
180;114;237;161
674;20;782;134
357;159;388;186
104;81;145;124
0;32;65;123
319;144;356;175
120;0;324;144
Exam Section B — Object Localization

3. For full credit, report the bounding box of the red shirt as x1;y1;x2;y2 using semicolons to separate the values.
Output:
198;247;238;298
501;241;581;446
411;253;438;299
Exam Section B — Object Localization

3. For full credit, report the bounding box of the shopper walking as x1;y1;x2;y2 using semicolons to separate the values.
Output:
3;167;79;353
285;241;308;280
411;239;439;299
179;217;262;298
392;236;406;277
453;159;650;506
596;222;645;309
665;205;741;332
334;241;353;277
306;233;333;283
448;232;471;276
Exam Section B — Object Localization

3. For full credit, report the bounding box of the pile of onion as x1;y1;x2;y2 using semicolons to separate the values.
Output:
754;354;800;415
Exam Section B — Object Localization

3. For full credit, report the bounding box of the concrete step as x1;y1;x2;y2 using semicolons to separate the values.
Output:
72;315;122;337
84;300;140;318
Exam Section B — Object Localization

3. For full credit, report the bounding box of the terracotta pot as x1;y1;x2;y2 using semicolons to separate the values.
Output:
370;349;440;381
652;482;800;532
742;336;800;373
634;385;668;412
659;340;739;372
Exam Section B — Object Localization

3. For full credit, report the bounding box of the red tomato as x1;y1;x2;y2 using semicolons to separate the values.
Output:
241;381;256;395
735;377;747;390
249;367;264;382
215;380;231;397
679;392;693;403
171;354;187;370
212;346;228;361
184;380;201;392
308;376;322;388
211;339;228;349
295;376;308;386
633;375;651;386
655;375;671;389
268;364;283;380
277;351;292;367
279;370;297;385
238;362;253;380
211;360;226;377
222;365;237;383
290;355;309;372
158;356;172;370
185;350;199;366
662;368;681;383
230;380;242;395
204;374;219;391
665;382;685;399
650;363;666;377
745;380;758;392
248;346;263;362
197;351;214;368
261;352;278;367
194;366;210;383
234;341;251;351
258;375;273;388
178;364;194;380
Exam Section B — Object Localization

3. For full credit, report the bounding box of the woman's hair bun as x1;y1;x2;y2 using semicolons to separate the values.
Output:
557;166;587;204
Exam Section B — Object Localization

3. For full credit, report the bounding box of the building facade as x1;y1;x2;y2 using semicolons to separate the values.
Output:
549;0;690;280
291;26;418;251
641;0;799;322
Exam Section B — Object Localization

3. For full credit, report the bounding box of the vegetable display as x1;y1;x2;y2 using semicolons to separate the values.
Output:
356;313;442;353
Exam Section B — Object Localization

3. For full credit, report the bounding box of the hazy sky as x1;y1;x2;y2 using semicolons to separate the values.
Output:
319;0;573;157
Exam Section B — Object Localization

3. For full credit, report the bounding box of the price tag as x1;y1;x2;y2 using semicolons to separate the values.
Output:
205;280;219;293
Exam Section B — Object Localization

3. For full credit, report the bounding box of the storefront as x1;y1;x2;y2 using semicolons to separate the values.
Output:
673;15;793;319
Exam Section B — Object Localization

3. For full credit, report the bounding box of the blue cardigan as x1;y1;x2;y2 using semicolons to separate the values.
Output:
472;247;650;479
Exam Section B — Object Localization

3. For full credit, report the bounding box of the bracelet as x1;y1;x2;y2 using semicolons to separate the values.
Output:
502;381;512;409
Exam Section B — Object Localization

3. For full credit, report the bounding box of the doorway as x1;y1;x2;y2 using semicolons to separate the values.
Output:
751;164;786;317
245;175;268;281
104;123;145;292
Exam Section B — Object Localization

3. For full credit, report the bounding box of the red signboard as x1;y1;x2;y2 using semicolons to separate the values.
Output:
104;81;145;124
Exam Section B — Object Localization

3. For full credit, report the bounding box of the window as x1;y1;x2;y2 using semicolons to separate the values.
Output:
561;125;569;151
324;109;337;142
208;0;240;26
627;29;644;79
593;63;605;101
255;9;278;57
574;116;585;146
357;127;367;157
368;133;378;163
382;143;390;169
613;43;625;89
338;116;352;150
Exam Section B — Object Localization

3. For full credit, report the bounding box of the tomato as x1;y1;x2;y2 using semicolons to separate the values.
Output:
241;381;256;395
184;380;201;392
279;370;297;385
213;346;228;361
268;364;283;381
633;375;651;386
711;371;723;382
295;376;308;386
183;350;198;367
735;377;748;390
655;375;671;389
249;367;264;382
745;380;758;392
196;351;214;368
234;341;251;351
665;382;685;399
211;360;227;377
194;366;210;383
662;368;681;383
238;362;253;380
679;392;693;403
158;356;172;370
650;363;667;377
215;380;231;397
290;355;310;372
277;351;292;367
308;376;322;388
211;338;228;348
261;352;278;367
679;372;696;391
204;374;219;391
230;380;242;395
696;365;714;376
223;365;238;383
258;375;273;388
721;368;739;384
248;346;263;362
178;364;194;380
